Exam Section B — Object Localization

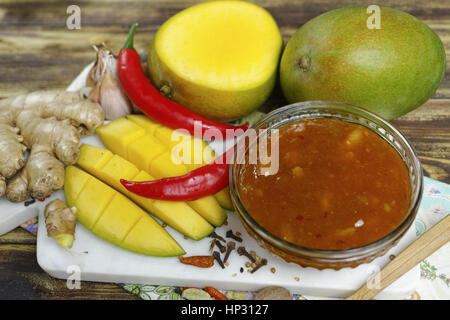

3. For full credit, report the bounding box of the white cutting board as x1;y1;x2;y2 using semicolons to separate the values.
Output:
36;183;420;299
1;64;419;299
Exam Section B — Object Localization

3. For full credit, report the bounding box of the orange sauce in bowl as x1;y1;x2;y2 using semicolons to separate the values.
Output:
238;118;411;250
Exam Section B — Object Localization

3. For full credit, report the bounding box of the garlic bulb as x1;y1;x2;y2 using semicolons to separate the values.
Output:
84;47;132;120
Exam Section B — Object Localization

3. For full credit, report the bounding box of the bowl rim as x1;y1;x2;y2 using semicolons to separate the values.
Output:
230;100;423;261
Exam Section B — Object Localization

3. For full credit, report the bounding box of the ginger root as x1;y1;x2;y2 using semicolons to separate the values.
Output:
44;199;77;249
0;90;104;202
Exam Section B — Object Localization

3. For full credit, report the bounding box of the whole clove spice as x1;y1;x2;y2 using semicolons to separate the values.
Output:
223;241;236;264
24;199;36;207
215;240;226;253
237;246;256;263
209;239;217;253
226;230;243;242
209;231;226;243
213;251;225;269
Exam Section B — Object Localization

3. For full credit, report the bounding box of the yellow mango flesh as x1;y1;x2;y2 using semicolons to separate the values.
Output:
153;125;212;170
96;119;146;158
126;114;161;135
64;165;90;207
214;187;234;211
102;155;140;187
92;194;142;245
150;153;188;178
77;144;113;171
77;144;214;240
64;166;184;256
127;115;233;209
132;170;214;238
123;215;183;256
128;136;166;172
97;119;227;226
74;175;115;230
148;0;283;120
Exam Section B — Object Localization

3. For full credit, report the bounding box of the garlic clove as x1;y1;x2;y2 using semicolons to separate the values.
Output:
84;46;132;119
100;69;132;120
89;79;102;104
85;62;96;89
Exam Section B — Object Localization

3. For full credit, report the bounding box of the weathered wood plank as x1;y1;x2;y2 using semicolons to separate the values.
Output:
0;243;137;299
0;227;36;244
0;0;449;97
392;99;450;183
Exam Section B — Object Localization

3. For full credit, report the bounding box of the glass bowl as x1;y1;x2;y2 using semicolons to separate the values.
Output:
230;101;423;270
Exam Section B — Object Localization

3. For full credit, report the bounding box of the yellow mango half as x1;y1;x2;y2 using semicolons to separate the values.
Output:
148;0;283;121
97;119;227;226
77;144;214;240
127;115;233;210
64;166;185;256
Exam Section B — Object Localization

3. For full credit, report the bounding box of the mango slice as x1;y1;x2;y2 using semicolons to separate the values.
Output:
64;165;90;207
150;152;189;178
127;115;233;210
77;144;214;240
126;114;161;135
64;166;185;256
97;119;227;226
122;214;184;257
92;194;142;245
128;115;215;167
96;119;146;158
74;175;115;230
128;136;166;172
214;187;234;211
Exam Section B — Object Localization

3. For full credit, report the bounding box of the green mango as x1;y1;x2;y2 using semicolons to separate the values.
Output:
280;7;446;119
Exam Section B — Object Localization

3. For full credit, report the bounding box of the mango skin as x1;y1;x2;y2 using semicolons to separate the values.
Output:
280;7;446;120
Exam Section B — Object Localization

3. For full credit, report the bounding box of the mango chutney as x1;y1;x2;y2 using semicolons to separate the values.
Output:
238;118;411;250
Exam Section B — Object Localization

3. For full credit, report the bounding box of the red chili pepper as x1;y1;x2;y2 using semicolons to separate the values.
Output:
178;256;215;268
120;146;235;201
117;23;248;139
204;286;228;300
121;158;229;201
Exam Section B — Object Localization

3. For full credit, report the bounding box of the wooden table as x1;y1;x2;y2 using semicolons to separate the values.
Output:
0;0;448;300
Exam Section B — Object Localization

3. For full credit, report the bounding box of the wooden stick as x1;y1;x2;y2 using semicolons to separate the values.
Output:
346;214;450;300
